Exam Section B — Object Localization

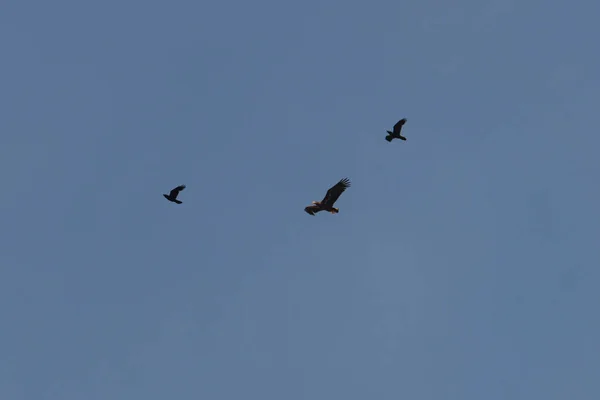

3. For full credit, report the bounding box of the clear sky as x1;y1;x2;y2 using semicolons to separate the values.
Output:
1;0;599;399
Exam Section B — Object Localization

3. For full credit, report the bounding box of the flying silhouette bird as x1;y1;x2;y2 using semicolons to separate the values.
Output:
304;178;351;216
163;184;186;204
385;118;407;142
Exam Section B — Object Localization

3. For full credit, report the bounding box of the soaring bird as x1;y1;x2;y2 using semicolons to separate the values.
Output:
163;184;186;204
385;118;407;142
304;178;351;216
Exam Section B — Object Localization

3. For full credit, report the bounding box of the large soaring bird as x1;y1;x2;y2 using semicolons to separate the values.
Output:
385;118;407;142
304;178;351;216
163;184;186;204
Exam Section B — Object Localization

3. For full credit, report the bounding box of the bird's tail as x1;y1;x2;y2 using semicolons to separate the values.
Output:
330;208;339;214
399;136;407;141
174;199;183;204
385;135;393;142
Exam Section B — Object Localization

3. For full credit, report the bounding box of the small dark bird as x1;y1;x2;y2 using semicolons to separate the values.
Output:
385;118;407;142
163;185;186;204
304;178;351;216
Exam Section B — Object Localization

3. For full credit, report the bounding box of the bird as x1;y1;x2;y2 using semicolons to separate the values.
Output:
385;118;407;142
304;178;351;216
163;184;186;204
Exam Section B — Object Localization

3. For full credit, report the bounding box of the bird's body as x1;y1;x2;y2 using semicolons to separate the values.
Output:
385;118;407;142
304;178;351;216
163;184;186;204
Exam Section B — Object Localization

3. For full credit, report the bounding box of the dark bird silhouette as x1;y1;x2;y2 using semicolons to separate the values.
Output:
163;185;186;204
385;118;407;142
304;178;351;216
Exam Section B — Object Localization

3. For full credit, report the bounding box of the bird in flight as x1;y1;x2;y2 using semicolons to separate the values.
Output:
304;178;351;216
385;118;408;142
163;184;186;204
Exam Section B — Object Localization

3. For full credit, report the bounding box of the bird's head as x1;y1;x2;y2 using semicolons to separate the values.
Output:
312;201;320;205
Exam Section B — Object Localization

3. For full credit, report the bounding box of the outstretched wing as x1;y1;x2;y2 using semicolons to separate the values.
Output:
169;184;186;198
304;205;320;215
393;118;407;135
321;178;351;207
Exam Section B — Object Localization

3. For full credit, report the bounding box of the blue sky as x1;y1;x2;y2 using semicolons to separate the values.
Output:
1;0;599;399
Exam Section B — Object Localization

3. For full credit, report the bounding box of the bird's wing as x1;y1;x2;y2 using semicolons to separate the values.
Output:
393;118;407;134
304;205;320;215
321;178;351;206
169;184;186;198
